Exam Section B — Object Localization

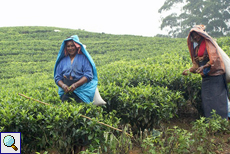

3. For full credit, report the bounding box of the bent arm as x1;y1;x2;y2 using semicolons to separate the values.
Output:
57;80;69;93
69;76;88;92
189;60;199;73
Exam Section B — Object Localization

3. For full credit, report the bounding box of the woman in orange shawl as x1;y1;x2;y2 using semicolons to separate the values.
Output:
182;25;229;120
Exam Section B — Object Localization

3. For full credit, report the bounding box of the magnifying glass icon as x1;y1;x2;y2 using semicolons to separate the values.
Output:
3;135;18;151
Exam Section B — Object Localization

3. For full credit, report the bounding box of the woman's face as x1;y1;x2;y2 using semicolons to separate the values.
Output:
191;32;202;43
66;41;77;56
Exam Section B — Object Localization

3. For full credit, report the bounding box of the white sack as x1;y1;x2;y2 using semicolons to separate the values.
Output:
217;45;230;83
93;87;106;106
228;98;230;113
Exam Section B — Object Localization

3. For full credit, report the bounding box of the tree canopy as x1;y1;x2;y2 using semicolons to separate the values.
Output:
158;0;230;38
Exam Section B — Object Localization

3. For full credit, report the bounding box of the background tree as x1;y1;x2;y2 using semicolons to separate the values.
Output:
158;0;230;38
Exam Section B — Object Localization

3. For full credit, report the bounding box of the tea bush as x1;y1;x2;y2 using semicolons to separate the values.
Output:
141;112;230;154
0;93;120;153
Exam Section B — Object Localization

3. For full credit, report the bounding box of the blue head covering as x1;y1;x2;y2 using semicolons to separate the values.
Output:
54;35;98;103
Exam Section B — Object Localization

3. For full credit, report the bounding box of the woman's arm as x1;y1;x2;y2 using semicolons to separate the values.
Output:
57;80;69;93
182;61;199;75
69;76;88;92
196;61;211;73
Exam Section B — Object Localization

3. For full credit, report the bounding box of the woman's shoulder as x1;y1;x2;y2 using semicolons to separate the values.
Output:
76;54;91;64
59;56;69;64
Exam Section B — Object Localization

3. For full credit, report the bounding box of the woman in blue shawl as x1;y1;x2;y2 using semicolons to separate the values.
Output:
54;35;98;103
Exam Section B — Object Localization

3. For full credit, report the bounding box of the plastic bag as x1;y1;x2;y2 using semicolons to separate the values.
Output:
93;87;106;106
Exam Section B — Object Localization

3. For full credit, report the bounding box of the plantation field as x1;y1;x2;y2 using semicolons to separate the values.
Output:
0;26;230;153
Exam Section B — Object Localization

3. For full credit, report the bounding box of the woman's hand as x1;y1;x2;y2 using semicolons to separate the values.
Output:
62;84;70;93
182;69;190;76
69;77;88;92
196;66;204;73
69;83;78;92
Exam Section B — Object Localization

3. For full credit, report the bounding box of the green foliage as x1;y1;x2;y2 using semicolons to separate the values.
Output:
101;126;133;154
99;54;203;131
158;0;230;38
0;98;119;153
141;111;230;154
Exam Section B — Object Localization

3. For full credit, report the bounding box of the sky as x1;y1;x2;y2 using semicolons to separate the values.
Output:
0;0;167;37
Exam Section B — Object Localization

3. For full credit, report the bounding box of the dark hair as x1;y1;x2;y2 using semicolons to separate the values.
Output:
190;31;199;38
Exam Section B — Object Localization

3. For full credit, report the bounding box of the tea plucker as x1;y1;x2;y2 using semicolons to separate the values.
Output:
183;25;230;120
54;35;98;103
